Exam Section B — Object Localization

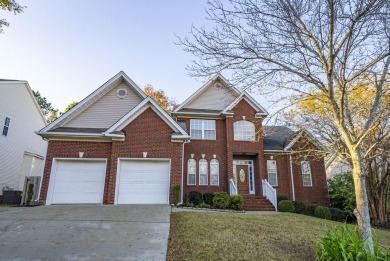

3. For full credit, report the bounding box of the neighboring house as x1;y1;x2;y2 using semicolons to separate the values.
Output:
325;154;352;179
37;72;329;209
0;79;48;196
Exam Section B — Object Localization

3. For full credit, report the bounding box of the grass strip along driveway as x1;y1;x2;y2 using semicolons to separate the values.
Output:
168;212;390;261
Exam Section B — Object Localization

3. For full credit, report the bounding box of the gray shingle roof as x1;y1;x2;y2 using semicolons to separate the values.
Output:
263;126;297;151
177;121;188;133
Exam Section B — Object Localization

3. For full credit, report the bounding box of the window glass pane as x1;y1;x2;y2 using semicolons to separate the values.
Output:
267;160;277;186
210;159;219;186
199;159;208;185
191;130;202;139
301;161;312;186
233;120;255;141
204;130;216;140
187;159;196;185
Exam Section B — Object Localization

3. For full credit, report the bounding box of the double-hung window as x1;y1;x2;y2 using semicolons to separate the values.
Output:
210;159;219;186
301;161;313;187
267;160;278;186
190;119;216;140
187;159;196;185
2;117;10;136
199;159;208;185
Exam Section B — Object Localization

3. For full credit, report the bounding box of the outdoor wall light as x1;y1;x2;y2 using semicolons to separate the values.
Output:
143;152;148;158
79;152;84;158
202;154;206;159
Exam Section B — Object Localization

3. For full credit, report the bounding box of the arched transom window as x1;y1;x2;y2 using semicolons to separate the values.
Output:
233;120;255;141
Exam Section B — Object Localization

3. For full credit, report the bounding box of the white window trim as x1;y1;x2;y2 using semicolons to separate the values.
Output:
190;119;216;140
199;159;208;186
187;159;196;185
210;159;219;186
301;161;313;187
267;160;278;186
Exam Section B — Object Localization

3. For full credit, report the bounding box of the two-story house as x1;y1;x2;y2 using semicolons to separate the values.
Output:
37;72;329;209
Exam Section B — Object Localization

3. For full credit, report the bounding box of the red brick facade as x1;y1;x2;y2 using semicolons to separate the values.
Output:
40;108;183;205
178;99;329;205
41;100;329;206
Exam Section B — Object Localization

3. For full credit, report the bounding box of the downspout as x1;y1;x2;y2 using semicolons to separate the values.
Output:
289;154;296;201
180;139;190;204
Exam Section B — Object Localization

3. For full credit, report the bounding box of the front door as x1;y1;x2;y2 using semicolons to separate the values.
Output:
236;165;249;194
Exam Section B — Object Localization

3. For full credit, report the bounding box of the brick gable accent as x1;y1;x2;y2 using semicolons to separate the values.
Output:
40;107;183;205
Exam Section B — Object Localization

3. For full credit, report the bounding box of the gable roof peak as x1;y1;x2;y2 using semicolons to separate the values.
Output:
39;71;146;132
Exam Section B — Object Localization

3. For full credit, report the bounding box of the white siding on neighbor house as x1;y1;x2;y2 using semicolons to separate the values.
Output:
326;156;352;179
185;80;238;110
64;81;143;129
0;82;47;194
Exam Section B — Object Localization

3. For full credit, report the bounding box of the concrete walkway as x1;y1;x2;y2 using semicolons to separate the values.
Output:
0;205;171;261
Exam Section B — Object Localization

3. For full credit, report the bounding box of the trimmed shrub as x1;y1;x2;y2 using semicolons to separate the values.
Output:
196;202;211;208
315;224;390;260
188;191;203;206
330;207;347;222
278;200;295;213
306;203;319;216
172;185;180;206
277;194;289;204
292;201;305;214
213;192;230;209
314;205;331;220
230;195;244;210
203;192;214;206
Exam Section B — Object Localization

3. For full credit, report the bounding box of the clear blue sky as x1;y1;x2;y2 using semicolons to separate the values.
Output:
0;1;270;113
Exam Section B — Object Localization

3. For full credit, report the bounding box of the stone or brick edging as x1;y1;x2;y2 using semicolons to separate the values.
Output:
174;206;245;213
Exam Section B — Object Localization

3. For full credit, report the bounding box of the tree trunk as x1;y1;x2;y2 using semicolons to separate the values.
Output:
350;149;374;253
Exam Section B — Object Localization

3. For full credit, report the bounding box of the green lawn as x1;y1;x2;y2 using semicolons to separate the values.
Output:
167;212;390;261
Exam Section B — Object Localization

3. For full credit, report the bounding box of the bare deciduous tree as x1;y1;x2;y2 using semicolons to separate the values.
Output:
179;0;390;252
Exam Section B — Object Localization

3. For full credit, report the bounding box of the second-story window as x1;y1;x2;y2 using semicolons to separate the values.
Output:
190;119;216;140
233;120;255;141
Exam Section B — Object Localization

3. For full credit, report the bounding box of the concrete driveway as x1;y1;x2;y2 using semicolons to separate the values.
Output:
0;205;171;261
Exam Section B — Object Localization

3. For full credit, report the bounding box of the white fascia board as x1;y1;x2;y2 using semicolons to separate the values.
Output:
284;130;326;151
36;131;105;137
264;150;292;154
107;97;188;136
2;81;47;124
173;74;240;113
40;71;146;132
222;91;269;115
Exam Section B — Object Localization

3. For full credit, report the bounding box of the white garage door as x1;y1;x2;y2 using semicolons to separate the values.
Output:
116;159;170;204
48;159;106;204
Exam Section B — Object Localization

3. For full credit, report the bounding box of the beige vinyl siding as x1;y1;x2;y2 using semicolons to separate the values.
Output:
64;82;143;128
185;80;237;110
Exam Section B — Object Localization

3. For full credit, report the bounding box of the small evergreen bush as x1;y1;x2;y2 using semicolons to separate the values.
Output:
315;224;390;260
306;203;319;216
314;205;331;220
278;200;295;213
213;192;230;209
229;195;244;210
277;194;289;203
203;192;214;206
188;191;203;206
172;185;180;206
292;201;305;214
330;207;347;222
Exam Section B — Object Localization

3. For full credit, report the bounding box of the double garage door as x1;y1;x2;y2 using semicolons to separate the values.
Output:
47;159;170;205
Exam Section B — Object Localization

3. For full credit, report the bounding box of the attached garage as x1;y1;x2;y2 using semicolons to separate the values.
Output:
47;159;106;205
115;159;170;204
